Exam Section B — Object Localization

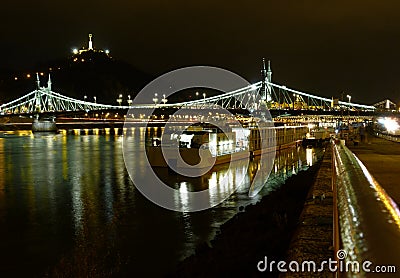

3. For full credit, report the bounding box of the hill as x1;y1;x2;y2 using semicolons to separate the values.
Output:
0;50;152;105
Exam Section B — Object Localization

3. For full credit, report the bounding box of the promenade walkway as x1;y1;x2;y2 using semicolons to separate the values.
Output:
348;135;400;206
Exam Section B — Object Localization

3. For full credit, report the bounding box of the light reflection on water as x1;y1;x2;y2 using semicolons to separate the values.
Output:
0;128;320;276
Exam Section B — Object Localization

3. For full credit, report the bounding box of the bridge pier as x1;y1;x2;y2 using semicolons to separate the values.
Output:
32;117;57;132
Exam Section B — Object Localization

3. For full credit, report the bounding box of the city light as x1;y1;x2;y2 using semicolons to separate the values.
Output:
72;48;78;54
378;117;400;134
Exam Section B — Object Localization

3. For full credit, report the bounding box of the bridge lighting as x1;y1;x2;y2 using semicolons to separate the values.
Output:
347;95;351;103
203;93;206;101
26;74;31;78
94;96;97;103
127;95;132;106
105;49;110;54
72;48;78;54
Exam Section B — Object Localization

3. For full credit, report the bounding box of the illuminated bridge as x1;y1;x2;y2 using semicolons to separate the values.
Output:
0;61;375;118
1;61;399;270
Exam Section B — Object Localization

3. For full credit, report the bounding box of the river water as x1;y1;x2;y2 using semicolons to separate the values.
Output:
0;128;321;277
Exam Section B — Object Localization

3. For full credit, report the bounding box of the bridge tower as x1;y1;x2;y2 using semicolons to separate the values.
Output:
36;72;41;89
35;73;42;112
47;74;52;90
260;58;272;102
267;60;272;84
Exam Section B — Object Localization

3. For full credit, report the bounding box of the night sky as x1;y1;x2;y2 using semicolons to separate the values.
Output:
2;0;400;104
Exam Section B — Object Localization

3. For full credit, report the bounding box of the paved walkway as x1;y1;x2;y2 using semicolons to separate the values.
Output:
348;135;400;205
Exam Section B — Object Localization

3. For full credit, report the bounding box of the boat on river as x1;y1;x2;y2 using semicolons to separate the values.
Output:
146;123;250;168
249;125;307;156
146;123;307;169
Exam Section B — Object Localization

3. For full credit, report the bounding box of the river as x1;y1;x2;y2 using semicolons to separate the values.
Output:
0;128;321;277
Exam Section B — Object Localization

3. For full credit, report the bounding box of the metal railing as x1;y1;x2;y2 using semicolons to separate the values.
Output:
374;131;400;143
333;142;400;275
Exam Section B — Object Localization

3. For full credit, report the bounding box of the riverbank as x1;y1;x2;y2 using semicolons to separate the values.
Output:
173;148;325;277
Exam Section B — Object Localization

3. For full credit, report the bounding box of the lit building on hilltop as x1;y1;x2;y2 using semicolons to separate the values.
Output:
72;34;111;57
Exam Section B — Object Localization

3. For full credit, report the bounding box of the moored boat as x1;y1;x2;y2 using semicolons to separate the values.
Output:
146;123;308;169
146;123;249;169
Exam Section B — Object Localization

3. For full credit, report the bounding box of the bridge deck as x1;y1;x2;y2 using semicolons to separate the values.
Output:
348;135;400;206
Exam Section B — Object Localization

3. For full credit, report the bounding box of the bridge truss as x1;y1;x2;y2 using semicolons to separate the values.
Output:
0;73;375;115
174;81;375;111
0;74;133;115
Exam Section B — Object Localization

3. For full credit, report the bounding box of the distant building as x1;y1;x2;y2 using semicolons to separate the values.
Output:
373;99;397;111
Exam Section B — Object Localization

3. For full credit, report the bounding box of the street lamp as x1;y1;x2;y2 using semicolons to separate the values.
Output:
94;96;97;103
347;95;352;113
293;93;297;110
346;95;352;117
203;93;206;101
117;94;123;106
162;94;168;105
153;93;159;106
127;95;132;106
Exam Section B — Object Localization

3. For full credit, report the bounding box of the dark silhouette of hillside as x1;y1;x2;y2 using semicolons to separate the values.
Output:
0;51;152;105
